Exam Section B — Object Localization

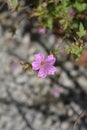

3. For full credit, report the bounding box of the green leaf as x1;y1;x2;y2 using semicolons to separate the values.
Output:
76;23;86;38
12;0;18;10
47;18;53;29
73;1;87;12
66;44;83;61
61;0;69;6
72;23;78;29
21;62;32;71
50;49;59;56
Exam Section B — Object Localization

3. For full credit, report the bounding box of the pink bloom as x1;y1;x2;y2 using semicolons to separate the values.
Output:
51;87;60;97
32;53;56;78
68;8;75;18
38;28;46;34
10;61;18;69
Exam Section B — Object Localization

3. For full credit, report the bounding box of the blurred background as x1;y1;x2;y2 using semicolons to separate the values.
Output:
0;0;87;130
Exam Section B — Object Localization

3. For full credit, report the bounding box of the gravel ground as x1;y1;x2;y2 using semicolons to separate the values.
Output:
0;15;87;130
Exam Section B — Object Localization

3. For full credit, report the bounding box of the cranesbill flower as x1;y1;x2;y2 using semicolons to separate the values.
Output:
68;8;75;17
51;87;60;97
38;27;46;34
32;53;56;78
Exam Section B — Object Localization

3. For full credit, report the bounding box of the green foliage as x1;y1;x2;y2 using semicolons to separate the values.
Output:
5;0;87;62
21;62;32;71
12;0;18;10
7;0;19;11
6;0;87;38
61;0;70;6
73;1;87;12
76;23;86;38
66;44;83;61
50;49;59;56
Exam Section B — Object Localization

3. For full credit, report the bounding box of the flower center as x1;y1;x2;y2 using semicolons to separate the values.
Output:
41;61;46;67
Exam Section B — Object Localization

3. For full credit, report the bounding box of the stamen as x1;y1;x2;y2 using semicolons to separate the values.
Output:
41;61;45;67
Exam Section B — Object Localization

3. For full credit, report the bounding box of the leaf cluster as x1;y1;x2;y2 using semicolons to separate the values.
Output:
66;43;83;61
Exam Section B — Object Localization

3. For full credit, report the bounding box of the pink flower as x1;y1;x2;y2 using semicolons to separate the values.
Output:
68;8;75;18
10;61;18;69
32;53;56;78
51;87;60;97
38;28;46;34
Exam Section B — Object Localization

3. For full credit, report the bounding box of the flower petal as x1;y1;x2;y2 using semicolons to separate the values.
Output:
38;28;46;34
32;61;40;70
45;55;56;65
48;66;56;75
34;53;45;61
38;68;47;78
51;87;60;96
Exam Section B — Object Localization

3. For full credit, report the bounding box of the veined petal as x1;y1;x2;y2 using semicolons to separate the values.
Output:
32;61;40;70
34;53;45;61
48;66;56;75
45;55;56;65
38;68;47;78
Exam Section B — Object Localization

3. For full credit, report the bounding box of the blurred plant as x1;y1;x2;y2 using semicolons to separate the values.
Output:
76;23;86;38
38;27;46;34
66;43;83;61
73;1;87;12
51;86;60;97
20;62;32;71
7;0;19;11
68;8;76;16
1;0;87;77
